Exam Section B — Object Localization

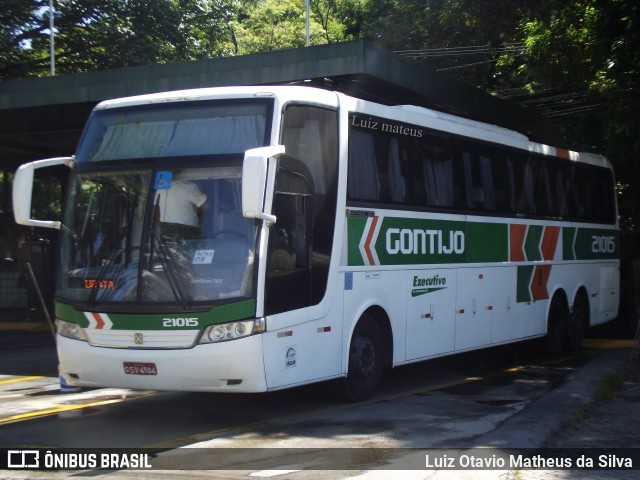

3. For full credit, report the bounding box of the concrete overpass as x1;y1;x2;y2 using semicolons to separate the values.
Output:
0;40;554;171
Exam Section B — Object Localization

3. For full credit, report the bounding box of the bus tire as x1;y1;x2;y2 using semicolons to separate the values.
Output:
566;292;588;351
544;295;567;356
338;314;383;402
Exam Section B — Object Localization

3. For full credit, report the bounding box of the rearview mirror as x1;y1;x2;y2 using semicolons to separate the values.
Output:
13;157;75;230
242;145;285;224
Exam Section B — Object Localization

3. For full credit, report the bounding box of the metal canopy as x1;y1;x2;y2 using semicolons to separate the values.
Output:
0;40;554;171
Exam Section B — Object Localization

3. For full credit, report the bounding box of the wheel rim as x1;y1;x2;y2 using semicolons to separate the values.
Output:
352;334;376;381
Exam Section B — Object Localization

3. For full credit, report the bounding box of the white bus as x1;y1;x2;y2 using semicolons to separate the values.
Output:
13;85;619;401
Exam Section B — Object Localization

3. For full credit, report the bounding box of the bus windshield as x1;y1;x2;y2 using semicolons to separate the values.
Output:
75;100;270;164
57;98;273;309
59;167;258;308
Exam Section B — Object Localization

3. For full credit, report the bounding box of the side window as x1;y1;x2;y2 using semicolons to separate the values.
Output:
281;106;337;195
414;134;456;208
388;138;408;203
347;116;413;205
514;156;536;216
460;143;510;213
555;164;572;218
267;105;338;314
575;164;596;221
534;160;555;217
348;129;380;201
593;167;616;223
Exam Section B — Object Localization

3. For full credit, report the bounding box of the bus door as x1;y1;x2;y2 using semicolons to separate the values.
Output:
265;190;312;313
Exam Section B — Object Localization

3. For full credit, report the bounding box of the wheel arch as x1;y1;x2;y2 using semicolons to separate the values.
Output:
572;286;591;327
361;305;393;371
548;288;570;324
345;303;393;372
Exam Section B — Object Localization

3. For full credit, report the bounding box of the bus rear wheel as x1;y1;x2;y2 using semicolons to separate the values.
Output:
544;295;567;356
566;293;588;351
338;314;383;402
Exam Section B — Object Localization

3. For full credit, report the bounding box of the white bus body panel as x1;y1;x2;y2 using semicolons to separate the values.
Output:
57;334;268;392
262;308;345;390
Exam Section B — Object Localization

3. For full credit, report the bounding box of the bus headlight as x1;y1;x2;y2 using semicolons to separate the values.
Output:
199;318;265;344
56;319;88;341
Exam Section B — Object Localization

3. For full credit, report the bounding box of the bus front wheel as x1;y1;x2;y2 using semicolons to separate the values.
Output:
339;314;383;402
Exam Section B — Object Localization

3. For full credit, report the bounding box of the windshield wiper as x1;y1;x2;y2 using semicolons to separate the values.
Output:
147;194;192;310
148;231;192;310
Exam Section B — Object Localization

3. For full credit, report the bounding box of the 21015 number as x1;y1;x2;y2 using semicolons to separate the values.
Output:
592;235;616;253
162;317;199;327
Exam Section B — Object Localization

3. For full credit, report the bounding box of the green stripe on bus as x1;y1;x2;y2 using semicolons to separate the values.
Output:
347;216;507;266
347;216;368;266
55;299;256;330
347;215;618;266
465;222;508;263
517;266;534;303
524;225;543;261
573;228;619;260
562;227;577;260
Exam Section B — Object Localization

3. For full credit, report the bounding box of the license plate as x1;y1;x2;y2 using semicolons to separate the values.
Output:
123;362;157;375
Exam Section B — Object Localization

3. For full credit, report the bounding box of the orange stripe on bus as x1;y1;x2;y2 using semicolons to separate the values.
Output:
540;226;561;261
364;216;379;265
531;265;552;301
509;224;527;262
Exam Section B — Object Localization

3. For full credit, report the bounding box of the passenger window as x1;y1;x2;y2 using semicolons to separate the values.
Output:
414;134;455;208
348;129;380;201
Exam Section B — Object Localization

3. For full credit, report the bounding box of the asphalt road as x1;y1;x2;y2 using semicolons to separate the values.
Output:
0;334;626;479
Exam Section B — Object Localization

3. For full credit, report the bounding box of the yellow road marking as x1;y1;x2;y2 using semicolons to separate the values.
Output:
0;376;45;385
0;398;128;425
583;339;635;349
0;322;50;331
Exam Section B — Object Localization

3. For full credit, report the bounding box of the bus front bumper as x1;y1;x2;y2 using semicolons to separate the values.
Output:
57;334;268;393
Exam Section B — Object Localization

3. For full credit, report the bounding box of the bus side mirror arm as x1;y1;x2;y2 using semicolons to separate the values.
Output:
242;145;285;225
13;156;75;230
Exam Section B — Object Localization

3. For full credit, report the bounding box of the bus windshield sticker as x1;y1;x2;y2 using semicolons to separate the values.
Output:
154;171;173;190
193;250;215;264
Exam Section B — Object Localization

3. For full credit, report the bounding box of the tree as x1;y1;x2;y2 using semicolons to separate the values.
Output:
231;0;356;54
512;1;640;221
0;0;49;78
0;0;240;78
358;0;529;88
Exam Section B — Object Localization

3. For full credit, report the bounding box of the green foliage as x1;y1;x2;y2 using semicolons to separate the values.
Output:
0;0;240;77
514;1;640;222
232;0;311;53
231;0;357;53
1;0;638;220
0;0;48;78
